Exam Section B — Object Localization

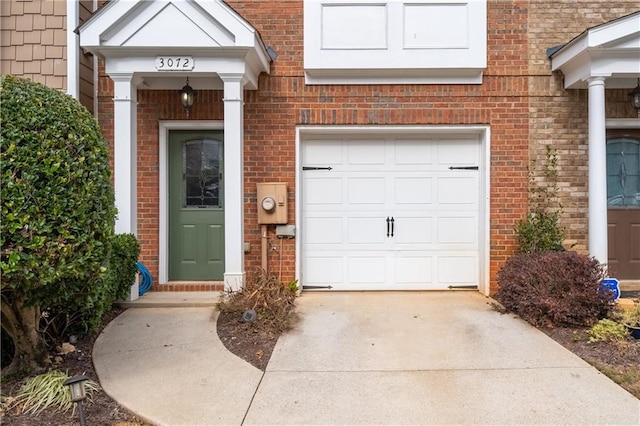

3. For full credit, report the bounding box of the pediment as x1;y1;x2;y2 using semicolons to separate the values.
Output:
81;0;259;50
550;11;640;89
79;0;270;89
104;2;234;48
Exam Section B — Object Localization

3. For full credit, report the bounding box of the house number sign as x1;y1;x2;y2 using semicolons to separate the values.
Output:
155;56;194;71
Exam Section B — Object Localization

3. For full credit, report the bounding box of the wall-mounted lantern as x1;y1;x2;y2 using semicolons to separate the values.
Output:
629;78;640;112
180;78;195;115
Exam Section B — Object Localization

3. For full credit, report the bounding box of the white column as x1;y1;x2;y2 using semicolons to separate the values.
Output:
220;74;246;290
111;74;137;235
66;0;79;98
587;77;608;266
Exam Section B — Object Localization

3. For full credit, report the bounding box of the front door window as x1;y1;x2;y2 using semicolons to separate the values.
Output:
607;138;640;206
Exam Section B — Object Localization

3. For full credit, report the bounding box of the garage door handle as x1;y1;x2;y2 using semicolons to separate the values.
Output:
391;217;395;237
386;217;390;237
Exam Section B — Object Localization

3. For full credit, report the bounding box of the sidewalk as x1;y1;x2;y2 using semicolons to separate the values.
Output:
95;291;640;425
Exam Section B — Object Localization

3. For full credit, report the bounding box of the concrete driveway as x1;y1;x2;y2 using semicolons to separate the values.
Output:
245;291;639;425
95;291;640;425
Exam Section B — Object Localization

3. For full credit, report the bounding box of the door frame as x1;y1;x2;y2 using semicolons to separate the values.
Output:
159;120;224;284
295;125;491;295
606;118;640;282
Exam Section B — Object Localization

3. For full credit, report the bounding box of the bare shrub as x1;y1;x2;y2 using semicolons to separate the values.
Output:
216;269;297;335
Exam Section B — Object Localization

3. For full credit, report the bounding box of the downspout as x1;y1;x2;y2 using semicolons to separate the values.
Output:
66;0;79;99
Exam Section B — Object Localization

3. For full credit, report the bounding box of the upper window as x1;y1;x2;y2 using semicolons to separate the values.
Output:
304;0;487;85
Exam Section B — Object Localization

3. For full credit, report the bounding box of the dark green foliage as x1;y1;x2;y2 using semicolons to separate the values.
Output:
41;234;140;341
106;233;141;303
515;146;565;253
515;211;565;253
1;75;117;371
495;251;613;328
1;75;116;297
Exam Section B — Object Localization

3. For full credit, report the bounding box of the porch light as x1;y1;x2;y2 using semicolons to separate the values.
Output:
180;78;195;115
63;375;89;425
629;78;640;112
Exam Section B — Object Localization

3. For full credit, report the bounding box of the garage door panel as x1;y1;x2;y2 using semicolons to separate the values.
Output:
305;178;343;204
348;217;387;244
348;256;387;283
394;177;433;204
348;177;386;204
437;177;478;205
348;141;385;164
393;216;432;244
394;140;433;165
437;216;477;244
305;256;343;284
305;217;343;244
394;256;433;283
437;255;478;284
437;139;480;165
304;140;343;165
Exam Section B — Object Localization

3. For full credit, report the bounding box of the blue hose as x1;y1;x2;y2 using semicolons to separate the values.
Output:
137;261;153;296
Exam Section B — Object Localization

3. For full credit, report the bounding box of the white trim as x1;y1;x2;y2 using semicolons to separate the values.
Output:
158;120;224;285
66;0;79;98
295;125;491;295
606;118;640;129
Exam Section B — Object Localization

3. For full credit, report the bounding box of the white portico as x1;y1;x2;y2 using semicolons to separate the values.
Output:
549;11;640;268
79;0;271;290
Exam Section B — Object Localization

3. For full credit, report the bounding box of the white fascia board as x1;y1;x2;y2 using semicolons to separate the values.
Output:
79;0;142;50
589;13;640;47
105;54;247;75
305;68;483;85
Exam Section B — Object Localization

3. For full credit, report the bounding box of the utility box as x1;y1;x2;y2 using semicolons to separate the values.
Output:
257;182;288;224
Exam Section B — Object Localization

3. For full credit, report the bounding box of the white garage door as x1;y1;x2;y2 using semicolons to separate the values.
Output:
301;137;480;290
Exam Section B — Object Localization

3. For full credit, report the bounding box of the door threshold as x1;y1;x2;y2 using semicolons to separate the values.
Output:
157;281;224;292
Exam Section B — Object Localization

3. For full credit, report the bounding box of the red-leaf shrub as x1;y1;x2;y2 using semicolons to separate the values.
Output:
495;252;613;327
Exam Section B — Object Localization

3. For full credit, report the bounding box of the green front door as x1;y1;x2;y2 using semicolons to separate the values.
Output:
169;130;224;280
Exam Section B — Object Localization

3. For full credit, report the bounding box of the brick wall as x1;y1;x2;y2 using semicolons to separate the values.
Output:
99;0;637;289
528;1;639;254
1;0;67;90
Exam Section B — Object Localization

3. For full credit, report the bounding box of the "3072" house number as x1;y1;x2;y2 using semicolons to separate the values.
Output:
155;56;194;71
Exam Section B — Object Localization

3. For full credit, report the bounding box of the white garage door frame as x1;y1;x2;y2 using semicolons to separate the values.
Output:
295;125;491;295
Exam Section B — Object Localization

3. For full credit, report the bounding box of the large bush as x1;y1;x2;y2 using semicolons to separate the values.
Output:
495;251;613;327
1;75;116;372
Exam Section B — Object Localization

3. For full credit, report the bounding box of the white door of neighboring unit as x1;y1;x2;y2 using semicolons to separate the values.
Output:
301;137;480;290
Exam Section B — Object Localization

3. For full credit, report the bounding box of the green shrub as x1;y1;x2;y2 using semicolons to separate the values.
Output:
104;233;140;303
1;75;116;371
588;319;629;342
42;233;140;339
495;251;613;327
515;211;564;253
515;146;566;253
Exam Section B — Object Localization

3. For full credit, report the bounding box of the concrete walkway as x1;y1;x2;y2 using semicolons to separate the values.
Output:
94;292;640;425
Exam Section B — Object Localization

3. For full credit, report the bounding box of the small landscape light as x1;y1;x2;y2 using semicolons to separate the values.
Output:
63;375;89;426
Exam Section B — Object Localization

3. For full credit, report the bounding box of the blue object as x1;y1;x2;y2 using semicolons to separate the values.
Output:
600;278;620;300
137;261;153;296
